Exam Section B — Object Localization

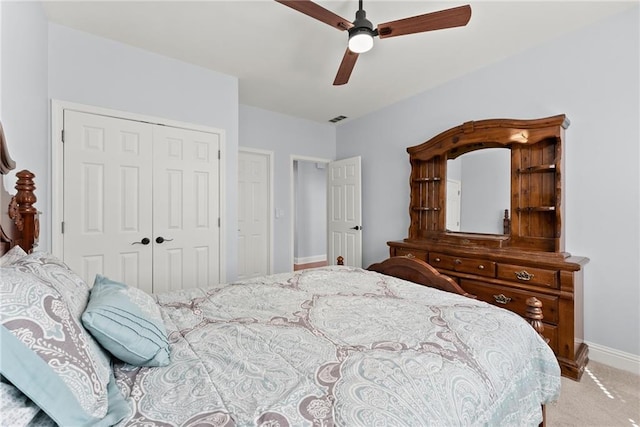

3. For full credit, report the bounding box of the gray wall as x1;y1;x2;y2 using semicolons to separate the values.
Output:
47;23;240;280
337;7;640;357
1;2;336;279
1;3;240;279
239;105;335;273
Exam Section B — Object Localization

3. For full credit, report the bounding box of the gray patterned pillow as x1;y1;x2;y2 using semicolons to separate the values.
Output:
0;252;130;426
0;245;27;266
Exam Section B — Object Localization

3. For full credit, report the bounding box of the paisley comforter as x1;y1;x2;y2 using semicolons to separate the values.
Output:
113;266;560;426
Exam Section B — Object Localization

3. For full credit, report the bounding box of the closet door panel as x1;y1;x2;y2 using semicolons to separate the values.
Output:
152;125;220;293
63;111;154;293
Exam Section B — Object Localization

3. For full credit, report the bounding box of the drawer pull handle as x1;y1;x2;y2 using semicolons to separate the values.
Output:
478;265;485;270
493;294;512;304
454;259;462;265
515;270;535;281
405;253;415;259
434;257;441;262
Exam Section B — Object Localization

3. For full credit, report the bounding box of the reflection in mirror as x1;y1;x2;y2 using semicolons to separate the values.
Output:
446;148;510;234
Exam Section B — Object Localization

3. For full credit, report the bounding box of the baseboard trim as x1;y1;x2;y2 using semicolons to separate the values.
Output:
294;255;327;265
585;341;640;375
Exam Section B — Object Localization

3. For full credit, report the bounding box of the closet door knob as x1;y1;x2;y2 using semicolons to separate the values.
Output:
132;238;150;245
155;236;173;244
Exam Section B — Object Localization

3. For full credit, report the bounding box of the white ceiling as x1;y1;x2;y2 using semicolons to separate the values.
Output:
42;1;635;124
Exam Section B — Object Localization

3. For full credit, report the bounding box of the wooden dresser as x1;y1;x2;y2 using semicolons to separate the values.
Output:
388;115;589;380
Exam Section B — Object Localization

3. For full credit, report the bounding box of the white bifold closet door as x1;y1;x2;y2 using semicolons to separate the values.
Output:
63;110;221;294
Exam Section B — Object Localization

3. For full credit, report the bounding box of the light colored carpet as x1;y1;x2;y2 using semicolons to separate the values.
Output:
546;361;640;426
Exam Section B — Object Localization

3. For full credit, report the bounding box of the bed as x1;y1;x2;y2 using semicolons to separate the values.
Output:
0;127;560;426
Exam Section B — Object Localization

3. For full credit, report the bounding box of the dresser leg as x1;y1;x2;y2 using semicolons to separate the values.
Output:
558;343;589;381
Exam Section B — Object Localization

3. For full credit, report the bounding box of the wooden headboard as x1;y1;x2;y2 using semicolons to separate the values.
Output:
0;121;39;255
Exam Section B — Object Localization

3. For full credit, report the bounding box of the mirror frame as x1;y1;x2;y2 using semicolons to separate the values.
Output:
405;115;569;253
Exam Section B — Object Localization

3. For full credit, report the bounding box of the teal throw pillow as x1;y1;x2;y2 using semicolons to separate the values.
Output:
82;275;170;367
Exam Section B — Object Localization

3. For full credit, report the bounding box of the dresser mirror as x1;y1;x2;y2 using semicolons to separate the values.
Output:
404;115;569;252
446;148;510;234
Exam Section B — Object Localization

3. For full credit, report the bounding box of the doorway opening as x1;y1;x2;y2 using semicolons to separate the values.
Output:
291;156;330;271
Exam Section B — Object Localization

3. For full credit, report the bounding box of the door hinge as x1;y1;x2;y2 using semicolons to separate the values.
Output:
218;150;221;160
218;218;220;228
61;130;65;143
61;221;65;233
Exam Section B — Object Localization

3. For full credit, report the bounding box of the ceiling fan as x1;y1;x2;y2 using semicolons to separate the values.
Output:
276;0;472;85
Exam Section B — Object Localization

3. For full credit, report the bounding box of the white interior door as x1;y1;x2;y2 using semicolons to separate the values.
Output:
63;111;154;292
237;149;271;280
327;156;362;267
152;125;221;294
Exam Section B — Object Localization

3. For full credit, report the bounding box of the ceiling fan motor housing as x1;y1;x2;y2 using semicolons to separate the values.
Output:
349;9;375;36
348;9;376;53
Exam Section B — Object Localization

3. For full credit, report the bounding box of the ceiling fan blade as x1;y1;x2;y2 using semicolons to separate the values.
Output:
333;48;359;86
377;4;471;39
276;0;353;31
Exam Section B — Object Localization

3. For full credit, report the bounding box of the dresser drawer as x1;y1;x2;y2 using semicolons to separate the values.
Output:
460;279;559;325
429;252;496;278
497;264;559;288
393;247;428;261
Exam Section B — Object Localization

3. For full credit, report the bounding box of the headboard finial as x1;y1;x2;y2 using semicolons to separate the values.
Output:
15;170;37;214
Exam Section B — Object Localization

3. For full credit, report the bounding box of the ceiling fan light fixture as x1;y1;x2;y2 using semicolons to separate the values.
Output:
348;28;374;53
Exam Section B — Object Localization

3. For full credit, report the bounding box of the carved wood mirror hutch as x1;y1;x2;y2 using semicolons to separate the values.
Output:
388;115;589;380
